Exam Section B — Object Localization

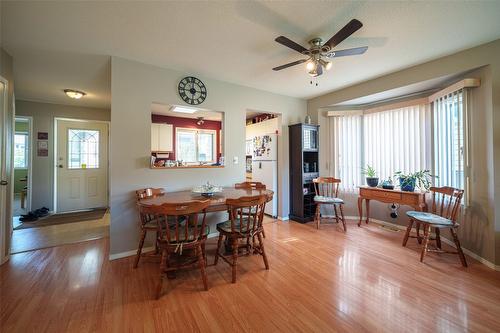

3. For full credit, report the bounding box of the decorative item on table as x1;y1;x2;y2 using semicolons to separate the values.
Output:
394;170;435;192
381;177;395;190
362;165;379;187
192;182;222;197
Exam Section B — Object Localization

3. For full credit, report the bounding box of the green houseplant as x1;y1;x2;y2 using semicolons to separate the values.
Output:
362;165;379;187
394;170;435;192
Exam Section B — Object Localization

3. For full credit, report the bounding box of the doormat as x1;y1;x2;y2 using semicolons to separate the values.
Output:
14;208;107;230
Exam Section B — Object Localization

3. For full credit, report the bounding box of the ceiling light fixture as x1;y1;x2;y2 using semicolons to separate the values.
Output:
171;106;197;114
64;89;86;99
305;60;316;71
196;117;205;126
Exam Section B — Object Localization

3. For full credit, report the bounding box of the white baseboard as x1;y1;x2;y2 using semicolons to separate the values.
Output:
109;246;155;261
343;215;500;271
278;216;289;221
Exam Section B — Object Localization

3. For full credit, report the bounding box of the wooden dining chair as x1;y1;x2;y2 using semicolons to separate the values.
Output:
139;199;211;298
313;177;346;231
134;188;165;268
403;186;467;267
234;181;268;237
214;194;269;283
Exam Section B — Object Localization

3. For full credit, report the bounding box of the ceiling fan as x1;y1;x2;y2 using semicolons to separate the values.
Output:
272;19;368;77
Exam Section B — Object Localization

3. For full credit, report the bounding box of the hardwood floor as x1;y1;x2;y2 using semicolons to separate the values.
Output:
2;219;500;332
10;212;109;254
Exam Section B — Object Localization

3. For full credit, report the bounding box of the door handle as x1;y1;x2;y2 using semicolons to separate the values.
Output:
58;164;64;168
0;180;8;186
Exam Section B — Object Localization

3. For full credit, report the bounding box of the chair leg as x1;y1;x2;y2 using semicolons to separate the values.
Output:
402;219;414;247
416;222;422;244
134;229;147;268
338;204;346;232
435;228;442;250
262;228;266;238
333;205;340;224
450;228;468;267
315;204;321;229
155;230;160;254
420;224;431;263
231;237;239;283
214;233;224;266
197;244;209;291
156;248;168;299
257;232;269;270
201;241;207;265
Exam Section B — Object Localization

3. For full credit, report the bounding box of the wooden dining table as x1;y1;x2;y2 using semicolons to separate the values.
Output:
138;187;274;211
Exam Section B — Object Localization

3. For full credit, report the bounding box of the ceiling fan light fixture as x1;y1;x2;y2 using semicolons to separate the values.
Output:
325;61;333;71
305;60;316;71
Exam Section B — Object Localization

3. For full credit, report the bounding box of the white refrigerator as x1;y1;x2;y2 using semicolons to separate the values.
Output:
251;134;278;217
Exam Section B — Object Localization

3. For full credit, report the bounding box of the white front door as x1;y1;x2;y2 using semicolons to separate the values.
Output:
56;119;108;212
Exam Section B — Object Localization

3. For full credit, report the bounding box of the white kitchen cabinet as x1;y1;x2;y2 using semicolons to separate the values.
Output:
151;123;173;152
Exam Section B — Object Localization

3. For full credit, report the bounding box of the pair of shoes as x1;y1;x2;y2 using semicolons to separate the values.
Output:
33;207;49;218
20;212;38;222
20;207;50;222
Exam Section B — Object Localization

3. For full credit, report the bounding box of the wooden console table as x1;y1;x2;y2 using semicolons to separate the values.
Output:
357;186;427;228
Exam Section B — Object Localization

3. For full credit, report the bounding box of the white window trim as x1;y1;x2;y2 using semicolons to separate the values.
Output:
175;127;217;164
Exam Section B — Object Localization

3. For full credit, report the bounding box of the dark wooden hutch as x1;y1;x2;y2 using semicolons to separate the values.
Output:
288;123;319;222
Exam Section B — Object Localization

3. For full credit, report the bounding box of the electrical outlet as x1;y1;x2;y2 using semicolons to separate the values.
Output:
233;156;239;164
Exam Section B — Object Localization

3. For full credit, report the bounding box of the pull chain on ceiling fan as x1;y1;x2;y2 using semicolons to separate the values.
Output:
272;19;368;77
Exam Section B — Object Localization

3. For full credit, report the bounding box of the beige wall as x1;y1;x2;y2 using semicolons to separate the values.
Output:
110;57;306;256
15;100;110;210
308;39;500;265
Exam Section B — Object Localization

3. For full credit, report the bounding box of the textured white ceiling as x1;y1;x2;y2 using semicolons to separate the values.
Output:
2;1;500;109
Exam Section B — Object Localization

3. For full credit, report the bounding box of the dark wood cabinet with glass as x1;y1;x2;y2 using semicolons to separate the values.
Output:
289;124;319;222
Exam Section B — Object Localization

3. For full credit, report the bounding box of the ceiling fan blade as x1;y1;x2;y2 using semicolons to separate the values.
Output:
325;19;363;49
327;46;368;58
275;36;308;54
272;59;307;71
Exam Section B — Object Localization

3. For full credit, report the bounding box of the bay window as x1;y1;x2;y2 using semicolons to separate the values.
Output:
329;81;473;201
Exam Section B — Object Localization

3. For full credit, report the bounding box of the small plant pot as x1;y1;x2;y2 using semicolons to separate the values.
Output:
366;177;379;187
399;177;416;192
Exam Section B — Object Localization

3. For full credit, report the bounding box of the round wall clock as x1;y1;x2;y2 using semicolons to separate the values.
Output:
178;76;207;105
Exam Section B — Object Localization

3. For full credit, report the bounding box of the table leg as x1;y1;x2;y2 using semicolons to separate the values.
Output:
357;197;363;227
365;199;370;224
415;222;422;244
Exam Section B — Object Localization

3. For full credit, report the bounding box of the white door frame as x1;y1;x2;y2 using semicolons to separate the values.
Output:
0;75;11;265
13;116;33;213
53;117;110;213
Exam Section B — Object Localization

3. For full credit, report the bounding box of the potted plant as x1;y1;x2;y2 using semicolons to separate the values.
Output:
362;165;379;187
394;170;435;192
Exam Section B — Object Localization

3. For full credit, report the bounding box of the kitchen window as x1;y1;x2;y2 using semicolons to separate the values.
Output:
176;128;217;164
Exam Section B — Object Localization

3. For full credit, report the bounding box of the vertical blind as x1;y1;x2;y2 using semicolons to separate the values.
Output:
330;103;431;191
364;104;432;182
432;89;466;191
331;114;362;191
